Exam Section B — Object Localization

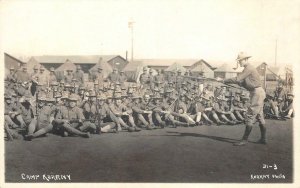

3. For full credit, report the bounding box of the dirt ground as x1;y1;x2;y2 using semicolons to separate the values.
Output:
5;118;293;183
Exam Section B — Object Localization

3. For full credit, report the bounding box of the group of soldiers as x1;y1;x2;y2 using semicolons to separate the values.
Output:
4;62;293;141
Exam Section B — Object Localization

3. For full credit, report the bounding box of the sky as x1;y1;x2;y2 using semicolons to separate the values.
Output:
1;0;300;66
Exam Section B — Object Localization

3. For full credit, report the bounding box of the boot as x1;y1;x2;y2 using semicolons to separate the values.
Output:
257;124;267;144
233;125;252;146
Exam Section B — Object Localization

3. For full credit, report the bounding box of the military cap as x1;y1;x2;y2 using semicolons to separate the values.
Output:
287;93;294;97
143;67;148;71
240;95;250;100
50;81;59;86
121;94;128;98
76;65;81;69
50;67;55;72
54;93;62;98
40;66;45;70
97;94;107;100
64;84;72;88
236;51;251;61
60;80;65;84
132;95;142;99
94;82;99;85
33;65;39;70
46;97;56;103
106;95;113;99
5;94;12;99
113;93;122;99
88;90;96;97
67;95;78;101
98;66;103;70
10;67;15;70
131;83;137;88
115;82;121;85
120;70;124;73
152;94;162;99
165;88;174;93
61;93;69;99
177;69;182;73
113;67;117;71
38;96;46;101
149;69;153;73
79;84;85;90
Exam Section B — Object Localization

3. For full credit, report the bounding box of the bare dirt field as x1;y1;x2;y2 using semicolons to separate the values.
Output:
5;118;293;183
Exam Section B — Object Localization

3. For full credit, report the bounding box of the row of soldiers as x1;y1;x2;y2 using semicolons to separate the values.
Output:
4;64;293;141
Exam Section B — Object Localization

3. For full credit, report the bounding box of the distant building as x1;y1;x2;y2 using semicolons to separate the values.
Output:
189;59;215;78
4;53;23;70
28;55;128;73
214;63;242;79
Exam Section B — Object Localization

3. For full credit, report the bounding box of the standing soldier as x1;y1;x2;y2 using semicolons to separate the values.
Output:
37;66;49;93
6;67;17;83
118;70;127;88
64;69;74;84
93;66;105;86
49;67;57;83
107;68;119;84
224;52;266;146
73;65;84;85
139;67;150;89
15;66;31;84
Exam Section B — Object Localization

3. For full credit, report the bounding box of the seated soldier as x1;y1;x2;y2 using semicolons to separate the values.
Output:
4;94;21;129
95;94;118;133
211;97;236;125
17;94;37;129
187;95;205;126
109;94;141;132
53;96;91;138
173;94;196;126
231;97;247;121
4;94;22;141
160;94;189;128
279;93;294;119
198;95;215;125
151;94;167;128
131;94;155;130
24;97;56;141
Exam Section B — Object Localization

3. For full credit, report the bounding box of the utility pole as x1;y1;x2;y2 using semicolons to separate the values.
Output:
275;38;277;66
128;19;135;63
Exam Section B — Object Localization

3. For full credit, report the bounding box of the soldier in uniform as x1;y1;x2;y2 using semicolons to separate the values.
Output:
53;96;91;138
64;69;74;84
37;66;49;93
118;70;127;88
139;67;150;89
224;52;267;146
4;94;21;129
16;94;36;129
24;96;56;141
6;67;17;83
15;66;31;84
269;85;286;119
107;68;119;84
280;93;294;119
109;94;140;132
131;94;155;130
73;65;84;84
49;67;57;83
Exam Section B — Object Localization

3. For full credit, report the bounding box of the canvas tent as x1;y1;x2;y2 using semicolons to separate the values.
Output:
89;58;114;79
214;63;242;79
122;61;145;82
27;57;50;75
190;60;214;78
165;62;186;75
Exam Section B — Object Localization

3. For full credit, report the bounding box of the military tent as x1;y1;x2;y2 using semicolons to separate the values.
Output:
89;58;114;79
122;61;157;82
165;62;186;75
27;57;50;75
190;60;214;78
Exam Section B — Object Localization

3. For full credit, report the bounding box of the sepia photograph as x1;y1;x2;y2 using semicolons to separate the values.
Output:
0;0;299;187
